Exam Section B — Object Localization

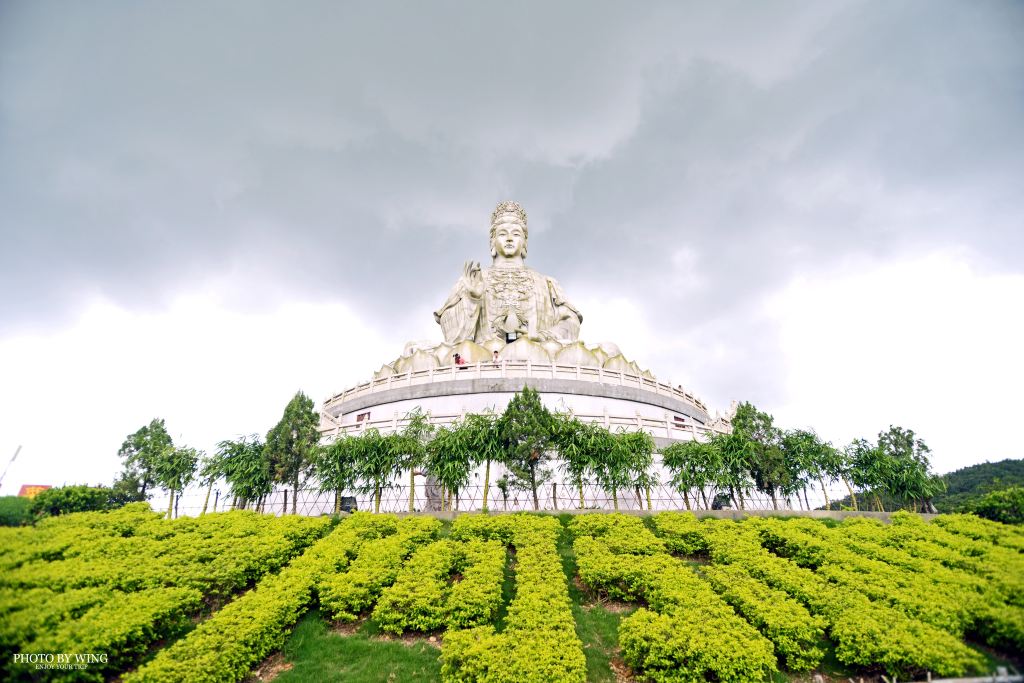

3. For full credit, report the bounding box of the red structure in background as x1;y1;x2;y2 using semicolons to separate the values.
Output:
17;484;50;499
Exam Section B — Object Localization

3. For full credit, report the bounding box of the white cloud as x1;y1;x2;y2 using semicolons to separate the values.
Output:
0;289;387;495
767;249;1024;472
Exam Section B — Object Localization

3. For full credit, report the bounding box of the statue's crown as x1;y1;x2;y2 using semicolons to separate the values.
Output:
490;201;528;228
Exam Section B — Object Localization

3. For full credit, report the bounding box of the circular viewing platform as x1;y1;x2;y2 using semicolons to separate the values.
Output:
321;360;724;444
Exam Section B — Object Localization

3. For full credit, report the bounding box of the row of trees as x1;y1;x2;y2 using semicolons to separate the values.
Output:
663;403;943;512
116;390;943;516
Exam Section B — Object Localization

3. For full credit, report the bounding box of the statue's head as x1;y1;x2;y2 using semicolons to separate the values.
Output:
489;201;528;261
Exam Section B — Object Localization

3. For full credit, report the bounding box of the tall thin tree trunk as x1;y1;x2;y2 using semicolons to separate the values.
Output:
529;463;539;511
174;492;179;518
770;489;779;510
730;486;739;509
283;490;288;515
842;477;858;511
375;485;382;513
635;486;643;509
409;469;416;513
213;490;220;512
482;460;491;512
439;484;446;512
447;488;454;511
578;482;585;510
874;493;884;513
612;488;619;511
166;491;174;519
802;487;811;511
335;490;341;514
552;483;558;510
682;489;691;511
646;487;653;511
202;482;213;515
699;487;709;510
818;476;830;509
292;477;298;515
738;489;746;510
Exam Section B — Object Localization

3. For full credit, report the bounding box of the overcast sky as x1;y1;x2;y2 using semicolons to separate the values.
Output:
1;1;1022;494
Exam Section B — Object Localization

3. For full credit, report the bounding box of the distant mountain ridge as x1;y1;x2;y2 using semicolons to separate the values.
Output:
934;458;1024;512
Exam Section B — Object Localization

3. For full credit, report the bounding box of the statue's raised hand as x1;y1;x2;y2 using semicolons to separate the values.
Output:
461;261;484;298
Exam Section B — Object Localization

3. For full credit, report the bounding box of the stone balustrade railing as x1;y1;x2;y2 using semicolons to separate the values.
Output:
322;406;728;442
323;360;709;413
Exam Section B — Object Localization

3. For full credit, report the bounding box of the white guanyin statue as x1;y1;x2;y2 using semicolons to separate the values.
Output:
434;201;582;345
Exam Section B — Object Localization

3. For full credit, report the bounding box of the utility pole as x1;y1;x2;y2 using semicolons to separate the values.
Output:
0;445;22;490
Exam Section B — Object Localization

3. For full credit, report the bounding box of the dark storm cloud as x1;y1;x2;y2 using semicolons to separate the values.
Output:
1;1;1021;408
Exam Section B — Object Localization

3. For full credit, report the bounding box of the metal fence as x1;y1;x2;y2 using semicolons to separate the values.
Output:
153;479;849;518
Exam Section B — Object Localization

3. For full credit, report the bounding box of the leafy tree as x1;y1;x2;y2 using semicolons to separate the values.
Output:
218;434;271;510
109;472;147;507
264;391;320;514
552;414;608;509
30;485;112;517
963;486;1024;525
876;425;941;511
732;403;787;510
196;450;228;515
712;431;754;510
315;436;360;514
847;438;882;510
591;430;647;511
495;473;511;510
623;430;657;510
388;409;434;512
462;411;502;511
117;418;174;498
662;438;720;510
497;387;555;510
0;496;33;526
426;422;475;511
353;428;398;513
156;446;199;519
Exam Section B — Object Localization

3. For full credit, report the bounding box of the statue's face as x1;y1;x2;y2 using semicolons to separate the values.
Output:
493;221;526;258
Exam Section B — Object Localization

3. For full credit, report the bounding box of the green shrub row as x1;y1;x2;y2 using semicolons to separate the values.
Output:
700;564;825;672
318;515;441;622
933;512;1024;550
14;587;204;683
652;513;986;678
373;537;506;634
0;506;334;682
441;514;586;683
570;515;777;682
124;513;395;683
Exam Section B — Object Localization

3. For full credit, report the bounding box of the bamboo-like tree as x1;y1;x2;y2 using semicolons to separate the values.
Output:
462;411;502;511
662;438;719;510
733;403;787;510
315;436;360;514
552;413;607;509
386;409;434;513
155;445;199;519
426;422;475;511
353;428;397;513
219;434;271;510
197;450;227;515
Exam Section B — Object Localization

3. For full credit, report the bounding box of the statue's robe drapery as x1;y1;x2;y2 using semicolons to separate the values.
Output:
434;266;582;344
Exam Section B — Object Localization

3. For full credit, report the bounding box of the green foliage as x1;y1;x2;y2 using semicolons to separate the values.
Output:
497;387;555;510
319;516;441;621
1;505;332;682
936;458;1024;511
118;418;174;497
265;391;320;512
218;434;270;506
442;514;587;683
571;514;777;682
961;486;1024;525
661;439;720;510
427;423;476;510
30;485;113;518
125;513;388;683
0;495;32;526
